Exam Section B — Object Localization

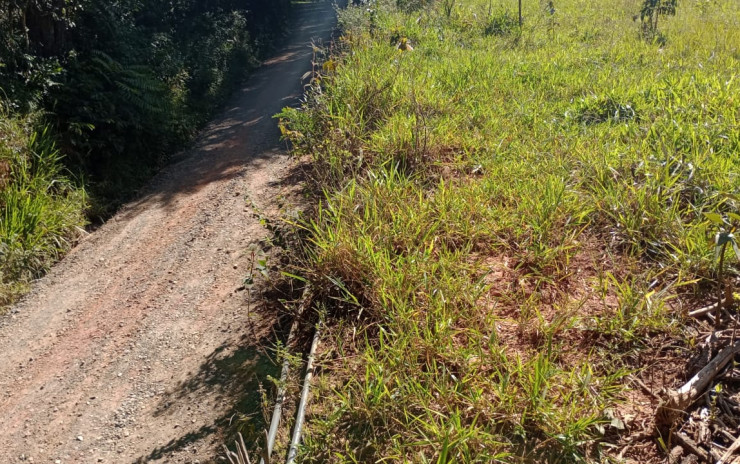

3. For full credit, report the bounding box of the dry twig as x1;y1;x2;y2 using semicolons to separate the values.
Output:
718;435;740;464
656;341;740;429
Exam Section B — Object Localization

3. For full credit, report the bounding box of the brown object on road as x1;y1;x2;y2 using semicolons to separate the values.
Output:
0;2;337;463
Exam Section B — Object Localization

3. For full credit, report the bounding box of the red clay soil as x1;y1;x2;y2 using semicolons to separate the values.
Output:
0;2;337;463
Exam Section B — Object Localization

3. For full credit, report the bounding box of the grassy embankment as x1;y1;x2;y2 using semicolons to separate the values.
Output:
279;0;739;461
0;117;86;305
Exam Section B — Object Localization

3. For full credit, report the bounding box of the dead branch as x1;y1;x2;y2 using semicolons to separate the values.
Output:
690;302;719;318
656;341;740;429
632;375;662;401
718;434;740;464
690;300;730;318
673;431;710;461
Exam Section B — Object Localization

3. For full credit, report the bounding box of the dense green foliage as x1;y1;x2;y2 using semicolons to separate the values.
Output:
0;115;86;304
1;0;290;211
280;0;740;461
0;0;290;305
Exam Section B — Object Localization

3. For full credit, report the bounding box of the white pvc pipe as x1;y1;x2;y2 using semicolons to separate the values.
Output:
286;322;321;464
259;285;311;464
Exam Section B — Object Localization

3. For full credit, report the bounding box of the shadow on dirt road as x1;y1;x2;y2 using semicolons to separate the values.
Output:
123;0;336;216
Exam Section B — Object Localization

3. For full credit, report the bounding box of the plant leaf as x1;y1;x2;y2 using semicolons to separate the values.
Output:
281;271;307;282
704;212;724;225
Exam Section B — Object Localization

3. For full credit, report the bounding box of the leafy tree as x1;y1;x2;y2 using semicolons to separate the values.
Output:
1;0;291;213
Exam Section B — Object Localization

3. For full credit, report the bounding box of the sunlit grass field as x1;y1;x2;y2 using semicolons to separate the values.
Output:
279;0;740;461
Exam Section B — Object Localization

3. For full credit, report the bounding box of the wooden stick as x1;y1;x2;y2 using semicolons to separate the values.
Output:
689;300;728;318
632;375;661;401
223;445;237;464
718;435;740;464
237;432;251;464
673;431;712;461
656;341;740;428
261;429;271;464
675;341;740;402
241;433;252;464
518;0;522;28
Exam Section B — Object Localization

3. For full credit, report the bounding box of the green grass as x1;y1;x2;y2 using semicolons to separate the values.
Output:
0;115;87;307
278;0;739;461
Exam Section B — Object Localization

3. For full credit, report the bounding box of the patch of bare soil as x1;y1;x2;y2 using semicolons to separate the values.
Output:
0;2;337;463
473;241;699;463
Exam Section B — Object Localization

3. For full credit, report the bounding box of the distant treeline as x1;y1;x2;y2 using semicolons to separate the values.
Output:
0;0;291;213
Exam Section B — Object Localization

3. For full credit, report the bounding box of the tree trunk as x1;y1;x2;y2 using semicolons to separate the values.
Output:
518;0;522;27
21;0;29;50
25;0;66;56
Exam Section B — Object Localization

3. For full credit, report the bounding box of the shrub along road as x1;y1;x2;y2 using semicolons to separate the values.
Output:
0;2;336;462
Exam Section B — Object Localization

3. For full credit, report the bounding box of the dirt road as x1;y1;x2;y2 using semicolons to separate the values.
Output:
0;2;336;463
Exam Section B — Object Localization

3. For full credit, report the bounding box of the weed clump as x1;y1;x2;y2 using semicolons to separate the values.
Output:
484;9;520;36
0;115;86;307
568;95;637;125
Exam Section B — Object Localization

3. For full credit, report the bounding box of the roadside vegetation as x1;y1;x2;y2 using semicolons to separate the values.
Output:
278;0;740;461
0;116;86;304
0;0;291;306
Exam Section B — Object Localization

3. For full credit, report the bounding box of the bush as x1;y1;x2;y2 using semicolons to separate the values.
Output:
484;9;520;36
0;115;86;306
